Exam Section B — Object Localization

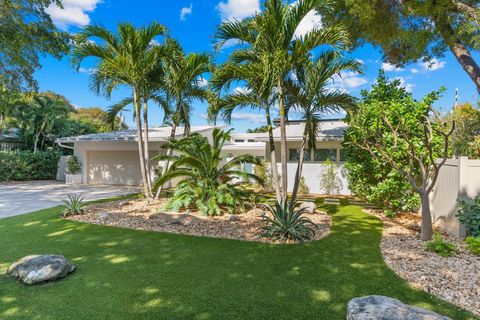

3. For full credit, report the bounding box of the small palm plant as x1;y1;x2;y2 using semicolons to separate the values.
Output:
61;194;86;217
261;200;317;242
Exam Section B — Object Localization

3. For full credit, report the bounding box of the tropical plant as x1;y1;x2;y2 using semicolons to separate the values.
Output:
425;233;456;257
153;128;263;216
260;200;317;242
61;194;86;217
298;176;310;196
66;156;81;175
456;196;480;237
445;103;480;158
319;160;343;195
0;151;60;182
72;22;167;198
465;237;480;256
214;0;345;202
344;72;454;241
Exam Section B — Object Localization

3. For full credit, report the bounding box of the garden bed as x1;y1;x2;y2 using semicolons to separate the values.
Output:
67;199;332;244
366;209;480;316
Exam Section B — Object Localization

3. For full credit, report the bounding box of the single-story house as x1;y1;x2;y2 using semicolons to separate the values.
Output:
57;119;350;195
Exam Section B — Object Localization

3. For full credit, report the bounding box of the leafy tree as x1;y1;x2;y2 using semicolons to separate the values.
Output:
72;22;167;198
247;125;269;133
321;0;480;91
0;0;70;91
344;72;454;240
153;129;262;216
319;160;343;195
71;107;127;133
446;102;480;157
214;0;346;201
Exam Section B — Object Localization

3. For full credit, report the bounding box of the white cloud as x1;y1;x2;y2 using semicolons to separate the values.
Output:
422;58;446;71
197;78;209;87
230;112;264;123
394;76;414;92
180;3;193;21
294;10;322;38
217;0;260;21
381;62;403;72
46;0;101;29
330;71;368;91
78;67;97;74
410;68;419;74
233;86;251;94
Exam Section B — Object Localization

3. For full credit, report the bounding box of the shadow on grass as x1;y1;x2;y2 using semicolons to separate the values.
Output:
0;200;477;319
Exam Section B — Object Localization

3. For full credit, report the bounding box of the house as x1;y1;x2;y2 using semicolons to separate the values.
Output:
57;119;350;195
0;128;22;151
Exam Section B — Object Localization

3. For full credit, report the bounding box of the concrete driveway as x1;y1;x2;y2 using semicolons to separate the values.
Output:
0;181;140;218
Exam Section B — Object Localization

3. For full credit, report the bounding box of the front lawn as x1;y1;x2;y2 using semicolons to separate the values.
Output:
0;200;476;319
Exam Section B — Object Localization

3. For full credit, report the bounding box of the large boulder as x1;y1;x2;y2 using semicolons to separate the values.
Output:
150;212;197;226
347;296;452;320
7;255;76;285
299;202;316;214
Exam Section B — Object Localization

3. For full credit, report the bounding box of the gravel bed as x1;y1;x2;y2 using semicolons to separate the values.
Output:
67;199;332;244
366;209;480;316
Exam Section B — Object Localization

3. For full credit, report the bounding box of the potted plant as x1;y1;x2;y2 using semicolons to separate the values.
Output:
66;155;82;185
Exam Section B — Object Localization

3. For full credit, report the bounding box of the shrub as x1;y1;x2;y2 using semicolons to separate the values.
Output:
298;176;310;195
315;197;325;205
319;160;342;195
61;194;85;217
260;200;317;242
254;160;267;190
66;156;81;174
464;237;480;256
456;196;480;237
339;198;350;206
0;151;60;181
425;233;456;257
384;209;396;218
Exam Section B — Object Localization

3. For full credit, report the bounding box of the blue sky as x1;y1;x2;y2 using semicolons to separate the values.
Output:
35;0;480;132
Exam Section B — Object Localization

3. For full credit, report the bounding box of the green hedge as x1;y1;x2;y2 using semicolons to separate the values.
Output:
0;151;61;182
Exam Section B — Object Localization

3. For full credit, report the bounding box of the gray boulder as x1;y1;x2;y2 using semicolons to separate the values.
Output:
347;296;452;320
299;201;316;214
7;255;76;285
150;212;197;226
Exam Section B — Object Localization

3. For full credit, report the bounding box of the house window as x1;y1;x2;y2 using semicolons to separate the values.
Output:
289;149;311;161
247;139;255;142
314;149;337;162
234;139;245;143
340;149;348;162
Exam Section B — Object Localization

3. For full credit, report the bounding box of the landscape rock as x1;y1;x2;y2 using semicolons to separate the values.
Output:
299;202;316;214
347;295;452;320
150;212;196;226
228;214;241;221
118;201;130;207
7;255;76;285
97;212;109;220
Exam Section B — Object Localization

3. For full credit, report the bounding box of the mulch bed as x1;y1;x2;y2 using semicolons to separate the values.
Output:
66;199;332;244
366;209;480;316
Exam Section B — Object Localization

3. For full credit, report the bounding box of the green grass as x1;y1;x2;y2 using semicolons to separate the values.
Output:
0;200;476;319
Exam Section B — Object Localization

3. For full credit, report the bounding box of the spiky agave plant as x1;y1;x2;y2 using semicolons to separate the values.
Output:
61;194;86;217
261;200;317;242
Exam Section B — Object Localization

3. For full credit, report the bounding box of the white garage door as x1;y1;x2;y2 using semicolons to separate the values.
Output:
87;151;143;185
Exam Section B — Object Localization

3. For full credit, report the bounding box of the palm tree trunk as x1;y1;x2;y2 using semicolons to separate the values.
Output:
133;88;149;198
278;78;288;202
291;135;307;201
142;100;152;197
265;106;281;202
154;122;177;200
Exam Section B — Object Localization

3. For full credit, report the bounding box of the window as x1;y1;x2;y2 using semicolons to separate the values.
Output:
234;139;245;143
289;149;311;161
247;139;255;142
314;149;337;162
340;149;348;162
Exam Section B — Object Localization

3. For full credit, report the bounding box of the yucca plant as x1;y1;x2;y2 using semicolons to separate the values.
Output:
61;194;86;217
261;200;317;242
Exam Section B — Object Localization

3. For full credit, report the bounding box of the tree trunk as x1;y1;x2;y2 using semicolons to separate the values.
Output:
154;122;177;200
278;79;288;202
291;136;307;202
133;89;149;198
420;192;433;241
265;106;282;202
434;14;480;92
142;101;152;197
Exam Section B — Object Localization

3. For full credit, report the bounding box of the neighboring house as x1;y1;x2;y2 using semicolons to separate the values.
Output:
57;119;350;195
0;128;22;151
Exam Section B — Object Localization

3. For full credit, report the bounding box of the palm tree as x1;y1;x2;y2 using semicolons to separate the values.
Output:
154;39;211;199
209;61;282;202
214;0;351;201
285;52;361;200
72;22;167;197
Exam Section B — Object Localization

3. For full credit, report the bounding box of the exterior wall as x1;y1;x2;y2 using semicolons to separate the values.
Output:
430;157;480;238
265;140;350;195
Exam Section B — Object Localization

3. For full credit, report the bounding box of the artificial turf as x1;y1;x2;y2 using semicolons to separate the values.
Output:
0;199;476;320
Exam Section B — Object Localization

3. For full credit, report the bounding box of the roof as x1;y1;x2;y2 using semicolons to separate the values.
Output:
56;126;220;143
256;119;347;142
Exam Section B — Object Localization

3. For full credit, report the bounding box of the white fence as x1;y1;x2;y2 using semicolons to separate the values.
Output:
430;157;480;238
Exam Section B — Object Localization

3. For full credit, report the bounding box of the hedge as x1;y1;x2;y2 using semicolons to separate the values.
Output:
0;151;61;182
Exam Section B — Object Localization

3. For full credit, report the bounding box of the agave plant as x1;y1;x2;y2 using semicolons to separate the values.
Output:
261;200;317;242
61;194;86;217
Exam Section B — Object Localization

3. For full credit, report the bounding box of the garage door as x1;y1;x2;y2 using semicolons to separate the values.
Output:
87;151;144;185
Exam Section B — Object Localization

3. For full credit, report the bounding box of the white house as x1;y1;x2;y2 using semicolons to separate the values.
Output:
57;119;350;195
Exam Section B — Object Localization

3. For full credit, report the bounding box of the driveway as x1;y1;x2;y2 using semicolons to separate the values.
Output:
0;181;140;218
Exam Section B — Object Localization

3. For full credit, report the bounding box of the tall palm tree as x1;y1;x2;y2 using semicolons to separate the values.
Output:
285;52;361;200
214;0;351;201
72;22;167;197
209;61;282;202
154;39;211;199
